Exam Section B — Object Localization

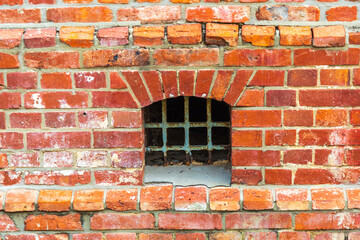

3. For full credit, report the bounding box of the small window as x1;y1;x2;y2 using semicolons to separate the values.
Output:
144;96;231;186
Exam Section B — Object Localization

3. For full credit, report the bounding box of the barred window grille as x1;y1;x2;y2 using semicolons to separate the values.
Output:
144;96;230;166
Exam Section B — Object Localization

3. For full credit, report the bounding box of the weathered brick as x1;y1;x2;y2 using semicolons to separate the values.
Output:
295;212;360;230
94;170;143;186
311;188;345;210
105;233;136;240
279;26;311;46
159;213;222;230
300;89;360;107
154;48;219;66
44;112;76;128
5;189;37;212
276;189;309;210
242;25;275;46
209;188;240;211
7;72;37;89
0;0;23;5
167;24;202;45
140;185;173;211
231;169;262;185
106;189;138;211
244;232;276;240
232;150;280;166
316;109;347;127
224;49;291;66
186;6;250;23
118;6;181;23
138;234;172;240
41;72;72;89
0;132;23;149
294;48;360;66
0;171;22;185
25;92;87;109
24;52;80;69
313;25;346;47
93;131;142;148
0;53;20;69
0;9;41;23
326;6;357;22
0;29;23;49
133;26;164;46
279;232;310;240
226;213;292;229
73;233;102;240
206;23;239;46
288;6;320;21
38;190;72;212
25;214;82;230
0;215;18;231
25;170;91;186
111;151;142;168
76;151;107;167
91;213;155;230
350;32;360;44
284;149;312;165
112;111;142;128
83;49;149;67
24;28;56;48
209;232;241;240
47;7;112;22
10;113;41;129
60;27;94;48
27;132;91;149
0;153;7;168
9;152;40;167
177;233;206;240
78;111;108;129
243;189;273;210
175;186;207;211
73;189;104;211
97;27;129;46
265;130;296;146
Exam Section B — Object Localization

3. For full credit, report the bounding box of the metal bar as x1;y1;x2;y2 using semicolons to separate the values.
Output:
162;99;168;165
184;97;191;164
206;98;213;164
144;122;230;128
147;145;229;151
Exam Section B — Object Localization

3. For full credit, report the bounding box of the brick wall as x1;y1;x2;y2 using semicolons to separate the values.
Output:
1;0;360;238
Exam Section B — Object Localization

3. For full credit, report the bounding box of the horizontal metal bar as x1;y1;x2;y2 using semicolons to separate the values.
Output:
144;122;230;128
146;145;229;152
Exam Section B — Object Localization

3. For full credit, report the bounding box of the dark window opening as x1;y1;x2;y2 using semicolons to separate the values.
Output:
144;96;230;167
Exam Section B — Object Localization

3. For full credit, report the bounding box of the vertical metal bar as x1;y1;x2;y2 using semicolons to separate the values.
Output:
207;98;213;164
184;97;191;165
162;99;168;165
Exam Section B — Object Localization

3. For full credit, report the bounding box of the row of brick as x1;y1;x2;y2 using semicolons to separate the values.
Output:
0;25;357;48
3;48;360;69
0;6;357;24
1;187;359;212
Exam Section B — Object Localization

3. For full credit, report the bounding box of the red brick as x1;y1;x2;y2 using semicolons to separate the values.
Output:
0;132;23;149
209;232;241;240
236;90;263;108
25;214;82;230
110;72;127;89
243;189;273;210
231;169;262;185
91;213;155;230
265;169;292;185
226;213;292;229
0;215;18;231
284;109;313;126
174;186;207;211
0;153;7;168
279;232;310;240
73;234;102;240
9;152;39;167
194;70;215;98
298;129;360;146
224;49;291;66
265;130;296;146
349;232;360;240
242;25;275;46
256;6;288;21
206;23;239;46
97;27;129;46
0;73;3;90
0;9;41;23
0;29;23;49
83;49;149;67
350;32;360;44
209;188;240;211
75;72;106;89
283;149;312;165
250;70;285;86
161;71;178;98
154;48;219;66
0;0;22;5
300;89;360;106
139;234;172;240
279;26;312;46
186;6;250;23
313;25;346;47
0;171;22;185
0;112;4;130
111;151;142;168
7;72;37;89
232;150;280;166
294;48;360;66
295;212;360;230
5;189;37;212
354;68;360;85
0;53;20;68
346;189;360;209
232;110;281;127
179;70;195;96
142;71;163;102
345;148;360;166
41;73;72;89
63;0;92;3
73;189;104;211
47;7;112;22
232;130;262;147
288;6;320;21
159;213;222;230
167;24;202;45
351;110;360;126
117;6;181;23
94;170;143;186
24;28;56;48
224;70;253;106
321;69;349;86
176;233;206;240
76;151;107;167
92;91;137;108
122;71;151;107
294;169;336;184
106;189;138;211
24;52;80;69
210;70;233;101
38;190;72;212
44;112;76;128
29;0;56;3
27;132;91;149
311;188;345;210
244;232;276;240
5;235;37;240
111;111;142;128
78;111;108;129
314;233;345;240
287;69;317;87
133;26;164;46
276;189;309;210
140;185;172;211
266;90;296;107
326;6;357;22
105;233;136;240
10;113;41;129
93;131;142;148
25;170;91;186
316;109;347;127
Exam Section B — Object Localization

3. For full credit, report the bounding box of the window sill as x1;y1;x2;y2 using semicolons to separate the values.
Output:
144;165;231;187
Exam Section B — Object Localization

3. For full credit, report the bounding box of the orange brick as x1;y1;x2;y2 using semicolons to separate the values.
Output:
38;190;72;212
243;189;273;210
242;25;275;46
311;188;345;210
64;0;92;2
209;188;240;211
170;0;200;3
350;32;360;44
106;189;138;211
350;109;360;126
279;26;311;46
205;23;239;46
167;24;202;45
232;130;262;147
313;25;345;47
236;89;264;107
0;29;23;49
326;6;357;22
209;232;242;239
5;189;37;212
141;185;173;211
60;26;94;48
320;69;349;86
276;189;309;210
346;189;360;209
73;189;104;211
0;191;3;210
316;109;347;127
133;26;164;46
174;186;207;211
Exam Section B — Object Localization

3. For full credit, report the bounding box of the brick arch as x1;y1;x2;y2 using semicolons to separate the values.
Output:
115;69;268;109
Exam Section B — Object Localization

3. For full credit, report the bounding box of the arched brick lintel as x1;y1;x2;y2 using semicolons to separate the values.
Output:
117;69;254;109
